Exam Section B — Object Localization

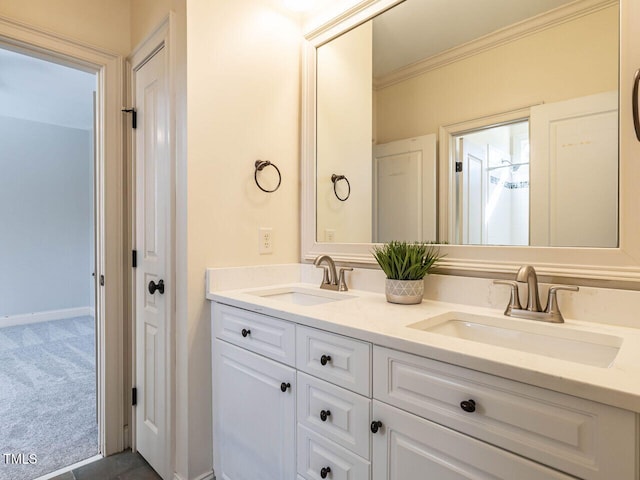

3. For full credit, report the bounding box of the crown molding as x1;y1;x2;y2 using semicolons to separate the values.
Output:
374;0;618;90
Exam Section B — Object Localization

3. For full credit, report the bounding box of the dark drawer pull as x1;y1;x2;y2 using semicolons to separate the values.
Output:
370;420;383;433
320;409;331;422
320;354;332;366
241;328;251;338
320;466;331;478
460;399;476;413
280;382;291;393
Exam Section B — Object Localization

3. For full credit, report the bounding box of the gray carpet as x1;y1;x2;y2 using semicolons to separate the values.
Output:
0;316;98;480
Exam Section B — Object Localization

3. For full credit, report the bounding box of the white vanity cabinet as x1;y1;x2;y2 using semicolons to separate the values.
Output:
212;302;638;480
212;304;297;480
372;347;637;480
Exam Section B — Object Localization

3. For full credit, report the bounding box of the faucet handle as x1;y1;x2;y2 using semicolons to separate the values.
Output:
316;265;331;285
493;280;522;315
545;285;579;321
338;267;353;292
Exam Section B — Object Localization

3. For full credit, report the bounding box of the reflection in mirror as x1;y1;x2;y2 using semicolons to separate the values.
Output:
453;120;530;246
315;0;619;247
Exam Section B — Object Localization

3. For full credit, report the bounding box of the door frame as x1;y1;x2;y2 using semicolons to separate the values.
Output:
438;107;532;243
0;15;125;455
126;16;175;479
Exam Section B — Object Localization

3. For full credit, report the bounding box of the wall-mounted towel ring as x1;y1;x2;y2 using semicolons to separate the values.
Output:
331;174;350;201
254;160;281;193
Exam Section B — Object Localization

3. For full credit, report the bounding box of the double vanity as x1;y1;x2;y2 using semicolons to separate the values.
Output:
208;266;640;480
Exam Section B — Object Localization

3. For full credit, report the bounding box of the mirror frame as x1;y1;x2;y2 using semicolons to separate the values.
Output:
301;0;640;284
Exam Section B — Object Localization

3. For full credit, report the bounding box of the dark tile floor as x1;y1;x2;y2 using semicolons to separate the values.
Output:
50;450;161;480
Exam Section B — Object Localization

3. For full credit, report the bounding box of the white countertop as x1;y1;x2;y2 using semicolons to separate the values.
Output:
207;282;640;412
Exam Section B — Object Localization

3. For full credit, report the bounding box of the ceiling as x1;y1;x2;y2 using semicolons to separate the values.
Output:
372;0;577;77
0;47;95;130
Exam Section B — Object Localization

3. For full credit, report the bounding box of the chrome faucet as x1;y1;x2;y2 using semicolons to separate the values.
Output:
515;265;542;312
313;255;352;291
494;265;578;323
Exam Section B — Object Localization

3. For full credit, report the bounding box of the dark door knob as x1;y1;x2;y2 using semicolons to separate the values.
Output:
320;410;331;422
320;466;331;478
148;279;165;295
320;354;332;366
241;328;251;337
460;399;476;413
280;382;291;393
370;420;383;433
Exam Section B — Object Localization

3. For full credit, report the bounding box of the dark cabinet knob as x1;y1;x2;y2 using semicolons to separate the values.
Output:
320;354;332;366
241;328;251;337
370;420;383;433
320;410;331;422
280;382;291;393
320;466;331;478
460;399;476;413
148;279;165;295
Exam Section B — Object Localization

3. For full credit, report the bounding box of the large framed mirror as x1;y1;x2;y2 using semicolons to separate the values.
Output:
302;0;640;283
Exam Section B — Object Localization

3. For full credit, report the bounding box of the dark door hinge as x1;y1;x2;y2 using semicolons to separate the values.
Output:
100;274;105;286
132;387;137;406
455;161;463;173
132;250;138;269
122;108;137;129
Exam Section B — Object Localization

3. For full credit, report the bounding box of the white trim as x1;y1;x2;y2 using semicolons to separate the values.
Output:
33;454;103;480
374;0;618;89
301;0;640;285
304;0;401;45
0;307;94;328
173;471;215;480
0;15;124;456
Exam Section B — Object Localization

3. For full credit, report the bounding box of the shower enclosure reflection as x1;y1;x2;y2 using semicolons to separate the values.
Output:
453;121;530;246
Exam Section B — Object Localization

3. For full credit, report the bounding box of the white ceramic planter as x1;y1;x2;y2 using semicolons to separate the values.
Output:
385;278;424;304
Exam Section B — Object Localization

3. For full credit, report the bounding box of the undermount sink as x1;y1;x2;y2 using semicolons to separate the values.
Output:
248;286;354;306
408;312;622;368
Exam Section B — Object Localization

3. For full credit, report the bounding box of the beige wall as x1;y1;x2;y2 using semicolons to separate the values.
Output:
316;21;372;243
187;0;302;476
0;0;131;55
0;0;176;56
375;5;618;143
130;0;171;48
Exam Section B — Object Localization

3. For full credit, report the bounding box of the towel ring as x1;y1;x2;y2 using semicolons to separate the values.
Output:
254;160;281;193
331;174;350;201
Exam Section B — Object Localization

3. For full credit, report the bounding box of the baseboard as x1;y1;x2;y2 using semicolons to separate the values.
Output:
0;306;94;328
173;470;214;480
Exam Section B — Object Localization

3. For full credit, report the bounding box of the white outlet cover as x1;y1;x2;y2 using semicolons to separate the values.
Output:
259;227;273;254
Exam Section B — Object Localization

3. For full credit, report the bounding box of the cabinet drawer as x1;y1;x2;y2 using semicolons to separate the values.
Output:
298;424;370;480
297;326;371;396
372;400;574;480
297;372;371;459
212;302;295;365
374;346;636;480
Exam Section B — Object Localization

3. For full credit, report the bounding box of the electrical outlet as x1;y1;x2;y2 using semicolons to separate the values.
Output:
259;227;273;254
325;229;336;242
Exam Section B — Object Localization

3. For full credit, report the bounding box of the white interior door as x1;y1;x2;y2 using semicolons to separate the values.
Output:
373;134;437;242
457;138;487;245
134;45;170;479
530;91;618;247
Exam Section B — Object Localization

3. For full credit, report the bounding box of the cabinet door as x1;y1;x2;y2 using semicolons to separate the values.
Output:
372;401;574;480
213;340;296;480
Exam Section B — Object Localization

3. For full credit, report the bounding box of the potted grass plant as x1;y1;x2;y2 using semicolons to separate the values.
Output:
372;241;444;304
